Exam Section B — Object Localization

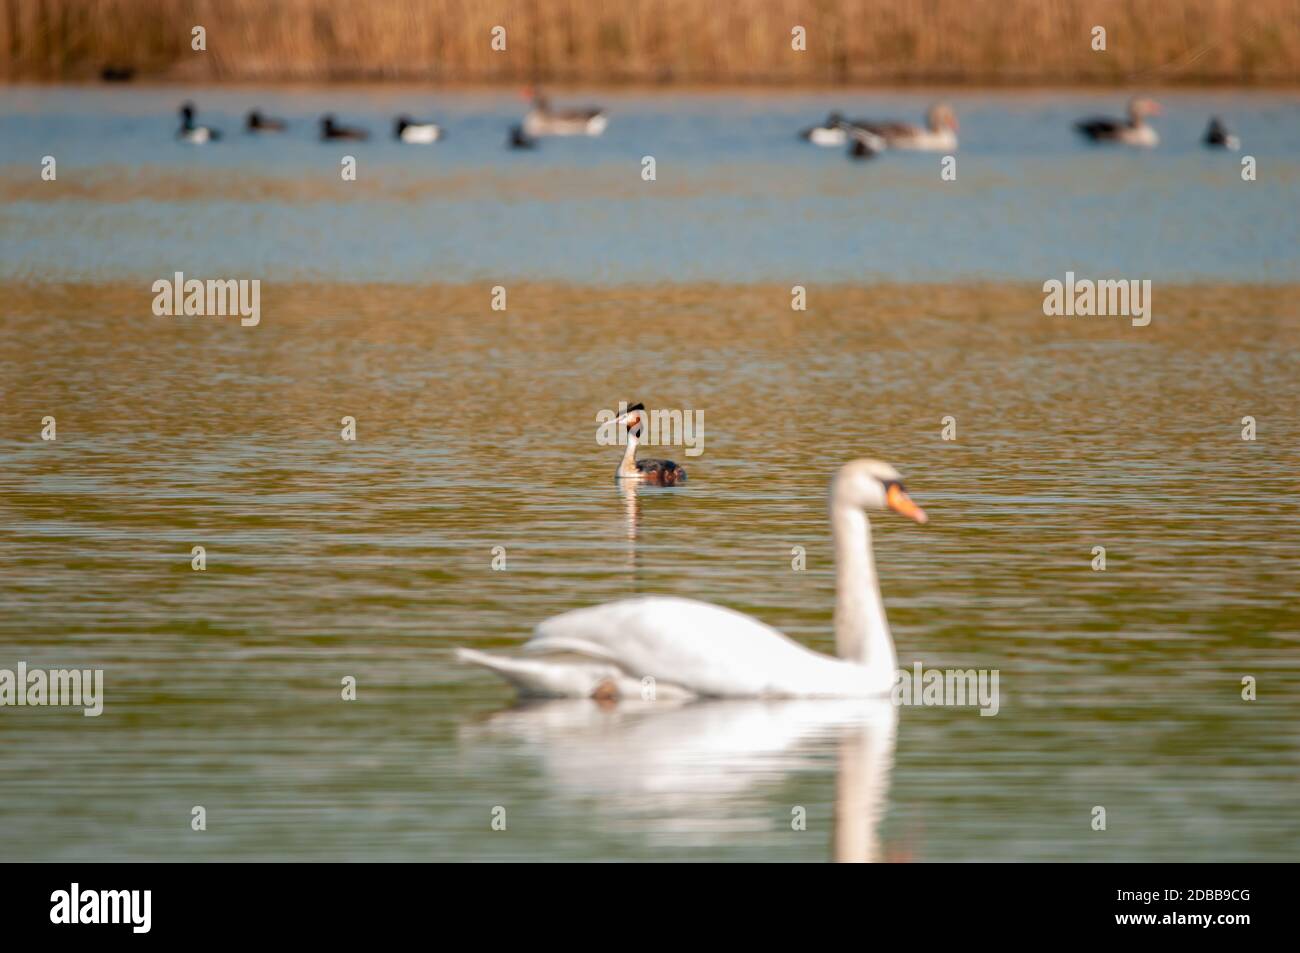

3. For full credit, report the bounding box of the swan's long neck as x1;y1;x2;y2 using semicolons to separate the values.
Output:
617;431;640;477
831;502;896;674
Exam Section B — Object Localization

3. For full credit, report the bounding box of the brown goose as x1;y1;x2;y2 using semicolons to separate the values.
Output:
1075;98;1161;147
852;104;958;152
523;89;607;137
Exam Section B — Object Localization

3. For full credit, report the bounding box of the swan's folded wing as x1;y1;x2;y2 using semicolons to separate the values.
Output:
526;596;846;698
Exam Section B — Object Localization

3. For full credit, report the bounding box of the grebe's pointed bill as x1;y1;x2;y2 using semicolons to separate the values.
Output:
598;402;645;436
886;483;927;523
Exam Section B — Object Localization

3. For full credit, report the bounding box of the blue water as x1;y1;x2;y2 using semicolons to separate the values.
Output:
2;85;1298;283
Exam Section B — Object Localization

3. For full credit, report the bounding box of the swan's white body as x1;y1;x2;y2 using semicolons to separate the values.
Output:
458;459;925;700
458;596;889;698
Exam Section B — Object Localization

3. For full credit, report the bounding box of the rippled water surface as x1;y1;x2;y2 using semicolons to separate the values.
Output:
1;86;1298;861
2;282;1296;861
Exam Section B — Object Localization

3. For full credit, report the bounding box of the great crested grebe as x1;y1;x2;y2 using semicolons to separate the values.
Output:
853;104;958;152
1203;117;1240;150
245;110;287;133
177;103;221;144
522;89;607;137
320;115;369;141
1075;97;1162;147
456;458;927;699
601;403;687;486
395;116;442;143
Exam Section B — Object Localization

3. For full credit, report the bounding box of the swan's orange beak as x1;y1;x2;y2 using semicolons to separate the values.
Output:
887;484;928;524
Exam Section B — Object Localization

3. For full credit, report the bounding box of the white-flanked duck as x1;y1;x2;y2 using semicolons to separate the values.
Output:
853;104;958;152
456;459;927;700
1203;117;1240;150
523;89;607;137
177;103;221;144
394;116;442;144
600;403;687;486
320;115;369;141
245;110;287;133
1075;97;1162;147
800;112;849;147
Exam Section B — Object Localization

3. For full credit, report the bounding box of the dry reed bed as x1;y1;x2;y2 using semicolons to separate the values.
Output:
2;0;1299;84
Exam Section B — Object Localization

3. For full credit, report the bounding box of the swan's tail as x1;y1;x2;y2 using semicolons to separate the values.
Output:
455;647;617;698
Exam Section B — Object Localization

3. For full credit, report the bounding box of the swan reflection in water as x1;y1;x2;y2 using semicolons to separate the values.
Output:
461;697;899;862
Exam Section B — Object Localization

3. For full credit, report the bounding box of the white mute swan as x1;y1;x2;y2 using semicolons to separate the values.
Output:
457;459;927;700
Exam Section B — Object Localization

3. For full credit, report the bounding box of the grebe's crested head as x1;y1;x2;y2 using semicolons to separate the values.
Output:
598;402;647;439
621;402;646;438
832;459;927;523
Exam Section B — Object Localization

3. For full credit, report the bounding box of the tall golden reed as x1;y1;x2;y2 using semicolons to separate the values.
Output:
1;0;1298;84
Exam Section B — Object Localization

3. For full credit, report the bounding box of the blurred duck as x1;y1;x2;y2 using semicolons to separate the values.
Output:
245;110;287;133
1203;117;1240;150
394;116;442;143
320;115;369;141
847;127;887;161
523;89;607;137
853;104;958;151
177;103;220;144
801;112;849;147
1075;97;1161;147
508;124;537;150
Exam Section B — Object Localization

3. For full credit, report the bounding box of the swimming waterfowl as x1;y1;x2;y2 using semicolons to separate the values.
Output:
1203;117;1240;150
394;116;442;143
601;403;687;486
1075;98;1161;147
245;110;287;133
456;458;927;700
847;127;887;160
801;112;849;147
508;124;537;150
522;89;607;137
853;104;958;152
177;103;221;144
319;115;369;141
